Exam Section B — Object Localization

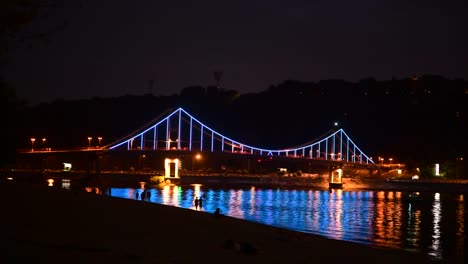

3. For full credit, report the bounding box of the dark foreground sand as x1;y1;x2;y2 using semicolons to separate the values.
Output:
1;182;438;263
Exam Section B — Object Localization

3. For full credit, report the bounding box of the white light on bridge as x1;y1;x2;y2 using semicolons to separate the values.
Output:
435;163;440;176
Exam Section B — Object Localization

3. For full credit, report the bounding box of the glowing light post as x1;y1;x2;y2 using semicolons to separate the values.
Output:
192;153;201;172
87;137;92;149
98;137;103;147
42;138;46;150
30;138;36;152
378;157;384;164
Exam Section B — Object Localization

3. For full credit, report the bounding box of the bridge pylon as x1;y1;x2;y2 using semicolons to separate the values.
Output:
329;164;343;190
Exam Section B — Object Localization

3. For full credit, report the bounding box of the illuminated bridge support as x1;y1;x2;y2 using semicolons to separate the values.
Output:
164;158;180;179
329;166;343;189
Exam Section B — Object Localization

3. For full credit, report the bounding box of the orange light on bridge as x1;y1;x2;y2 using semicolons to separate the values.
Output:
192;154;202;172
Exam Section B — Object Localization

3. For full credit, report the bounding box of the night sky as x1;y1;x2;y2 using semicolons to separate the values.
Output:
4;0;468;105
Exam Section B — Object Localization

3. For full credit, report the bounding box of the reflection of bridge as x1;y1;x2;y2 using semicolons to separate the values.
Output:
107;108;374;165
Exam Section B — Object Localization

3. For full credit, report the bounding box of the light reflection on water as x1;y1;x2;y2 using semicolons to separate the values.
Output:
101;185;465;261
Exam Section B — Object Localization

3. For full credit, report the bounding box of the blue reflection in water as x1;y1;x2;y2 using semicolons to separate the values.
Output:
108;185;465;261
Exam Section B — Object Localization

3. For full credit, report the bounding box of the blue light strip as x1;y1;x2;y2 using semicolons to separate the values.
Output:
221;137;224;151
178;109;181;150
189;117;192;151
140;134;143;150
166;116;170;150
332;134;335;160
347;137;349;162
353;145;356;162
340;130;343;161
211;131;214;152
153;126;156;150
200;125;203;151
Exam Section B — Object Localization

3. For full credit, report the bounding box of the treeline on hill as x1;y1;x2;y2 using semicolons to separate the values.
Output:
4;75;467;168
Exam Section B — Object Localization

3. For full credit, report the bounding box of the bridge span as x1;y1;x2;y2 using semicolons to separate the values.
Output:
13;107;384;187
106;108;374;164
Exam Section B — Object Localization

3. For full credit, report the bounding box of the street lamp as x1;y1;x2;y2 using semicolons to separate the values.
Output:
98;137;103;147
42;138;46;150
192;153;202;172
87;137;92;149
378;157;384;164
30;138;36;152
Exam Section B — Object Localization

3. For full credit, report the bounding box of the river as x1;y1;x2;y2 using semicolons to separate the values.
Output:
85;183;467;262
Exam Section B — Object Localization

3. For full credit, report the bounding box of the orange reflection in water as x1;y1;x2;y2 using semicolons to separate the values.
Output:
172;185;179;205
373;191;404;248
162;185;170;204
47;179;54;187
456;194;465;256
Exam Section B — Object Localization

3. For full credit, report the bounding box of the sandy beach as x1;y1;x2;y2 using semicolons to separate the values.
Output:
0;181;439;263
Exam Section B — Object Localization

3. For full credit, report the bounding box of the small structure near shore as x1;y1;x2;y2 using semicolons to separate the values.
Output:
329;166;343;189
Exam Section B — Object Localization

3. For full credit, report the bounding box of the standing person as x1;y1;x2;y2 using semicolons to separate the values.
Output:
214;208;221;217
198;196;203;208
194;197;199;210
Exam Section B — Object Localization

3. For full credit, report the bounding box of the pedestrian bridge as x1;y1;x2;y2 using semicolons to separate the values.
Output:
106;108;374;165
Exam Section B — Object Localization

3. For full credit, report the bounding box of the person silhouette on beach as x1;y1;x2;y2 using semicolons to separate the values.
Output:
214;208;221;217
194;197;199;210
198;197;203;208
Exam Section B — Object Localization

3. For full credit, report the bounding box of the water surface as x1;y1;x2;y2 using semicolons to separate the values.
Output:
103;184;466;262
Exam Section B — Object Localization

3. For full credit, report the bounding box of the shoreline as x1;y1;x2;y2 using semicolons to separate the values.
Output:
3;170;468;193
1;180;441;263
